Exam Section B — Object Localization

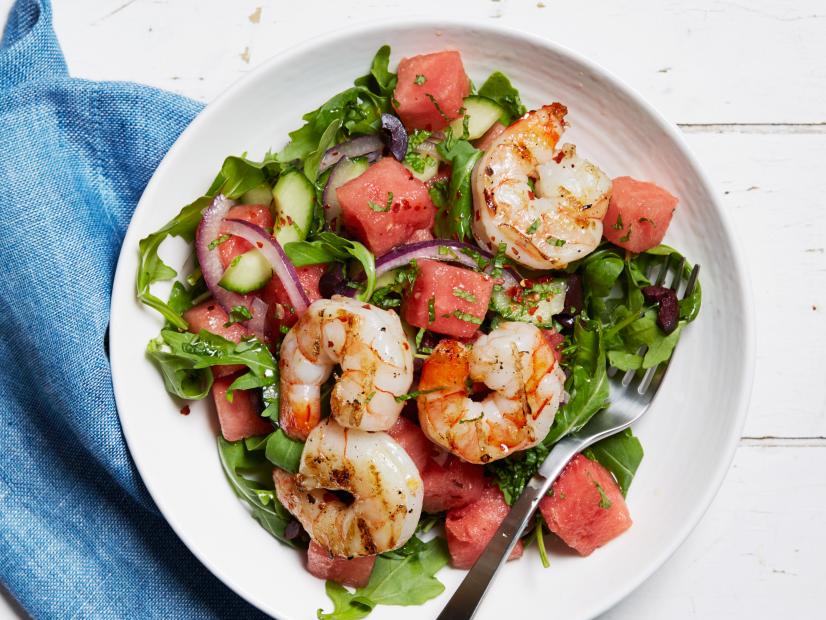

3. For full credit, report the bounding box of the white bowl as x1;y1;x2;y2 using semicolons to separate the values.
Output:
110;19;754;620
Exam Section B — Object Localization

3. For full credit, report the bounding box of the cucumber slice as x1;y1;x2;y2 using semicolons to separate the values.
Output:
240;183;273;206
404;155;439;182
218;250;272;293
272;171;315;247
449;96;506;140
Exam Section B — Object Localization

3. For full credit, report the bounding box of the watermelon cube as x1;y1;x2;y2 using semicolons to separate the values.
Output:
445;484;524;569
403;260;494;338
539;454;632;556
211;375;272;442
393;50;470;131
306;540;376;588
602;176;678;253
260;264;325;335
336;158;436;255
422;456;485;513
184;301;251;378
217;204;274;269
386;416;434;473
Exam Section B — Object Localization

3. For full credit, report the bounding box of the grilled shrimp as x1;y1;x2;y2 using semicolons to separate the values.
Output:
274;418;423;557
417;321;565;464
279;296;414;440
472;103;612;269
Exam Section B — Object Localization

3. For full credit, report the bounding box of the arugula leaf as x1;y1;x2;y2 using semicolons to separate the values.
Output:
265;429;304;473
434;138;481;241
136;196;211;329
543;319;609;445
285;232;376;301
207;155;280;198
150;329;278;400
305;119;343;182
217;437;299;546
584;429;644;497
318;536;449;620
146;335;213;400
280;47;396;165
478;71;527;124
487;442;551;505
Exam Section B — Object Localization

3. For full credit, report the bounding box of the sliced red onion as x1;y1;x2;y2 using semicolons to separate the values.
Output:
381;113;408;161
334;239;520;296
319;135;384;173
222;219;310;315
195;195;268;341
322;157;372;232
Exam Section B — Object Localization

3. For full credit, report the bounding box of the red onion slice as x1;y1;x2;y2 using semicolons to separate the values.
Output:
222;219;310;315
195;195;268;341
319;135;384;173
333;239;520;296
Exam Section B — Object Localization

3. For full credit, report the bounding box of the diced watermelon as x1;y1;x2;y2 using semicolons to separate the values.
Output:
260;264;325;335
217;204;274;269
393;51;470;131
422;456;485;513
184;301;251;377
211;375;272;441
403;260;494;338
337;158;436;256
386;416;433;473
306;540;376;588
602;176;678;253
445;484;524;569
538;454;632;556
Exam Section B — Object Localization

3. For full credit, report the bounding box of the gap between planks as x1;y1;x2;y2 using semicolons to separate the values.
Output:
679;123;826;134
740;436;826;447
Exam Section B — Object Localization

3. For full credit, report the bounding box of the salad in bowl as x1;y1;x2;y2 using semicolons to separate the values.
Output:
137;45;701;618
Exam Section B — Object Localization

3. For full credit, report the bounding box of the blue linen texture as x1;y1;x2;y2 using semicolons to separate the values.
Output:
0;1;268;617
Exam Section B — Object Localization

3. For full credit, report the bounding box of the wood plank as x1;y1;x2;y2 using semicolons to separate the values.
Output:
683;131;826;438
45;0;826;124
603;443;825;619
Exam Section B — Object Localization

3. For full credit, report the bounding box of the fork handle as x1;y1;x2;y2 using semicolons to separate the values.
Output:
436;435;587;620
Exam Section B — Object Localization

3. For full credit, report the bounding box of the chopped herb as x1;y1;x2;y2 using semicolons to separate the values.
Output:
548;237;566;247
618;229;632;243
460;247;489;271
459;413;484;424
365;391;376;403
425;93;449;121
394;387;444;402
452;287;477;303
428;297;436;323
490;242;508;279
535;515;550;568
414;74;427;85
415;327;426;351
279;324;290;334
450;310;483;325
526;219;540;234
638;217;656;227
611;214;624;230
438;245;458;258
208;233;231;251
368;191;394;212
595;481;613;509
223;305;253;327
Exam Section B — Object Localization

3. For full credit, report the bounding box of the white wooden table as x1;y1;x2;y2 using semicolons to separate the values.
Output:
2;1;824;618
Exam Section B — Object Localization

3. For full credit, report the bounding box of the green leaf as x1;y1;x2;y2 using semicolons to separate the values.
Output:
583;255;624;298
544;320;610;445
151;329;278;401
584;429;644;496
207;155;280;199
285;232;376;301
136;196;211;329
318;537;450;620
478;71;527;125
434;138;482;241
305;118;343;182
265;428;304;473
217;437;298;546
146;335;213;400
354;44;397;97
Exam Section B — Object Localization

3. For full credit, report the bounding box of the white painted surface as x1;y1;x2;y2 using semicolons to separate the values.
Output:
1;0;824;618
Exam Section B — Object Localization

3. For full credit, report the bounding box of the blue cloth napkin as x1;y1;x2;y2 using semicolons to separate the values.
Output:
0;1;267;617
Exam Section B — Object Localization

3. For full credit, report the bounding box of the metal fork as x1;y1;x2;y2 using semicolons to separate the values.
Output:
436;256;700;620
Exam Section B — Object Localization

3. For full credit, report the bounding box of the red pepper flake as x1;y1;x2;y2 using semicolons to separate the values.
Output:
180;405;191;416
553;151;565;163
256;241;263;248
